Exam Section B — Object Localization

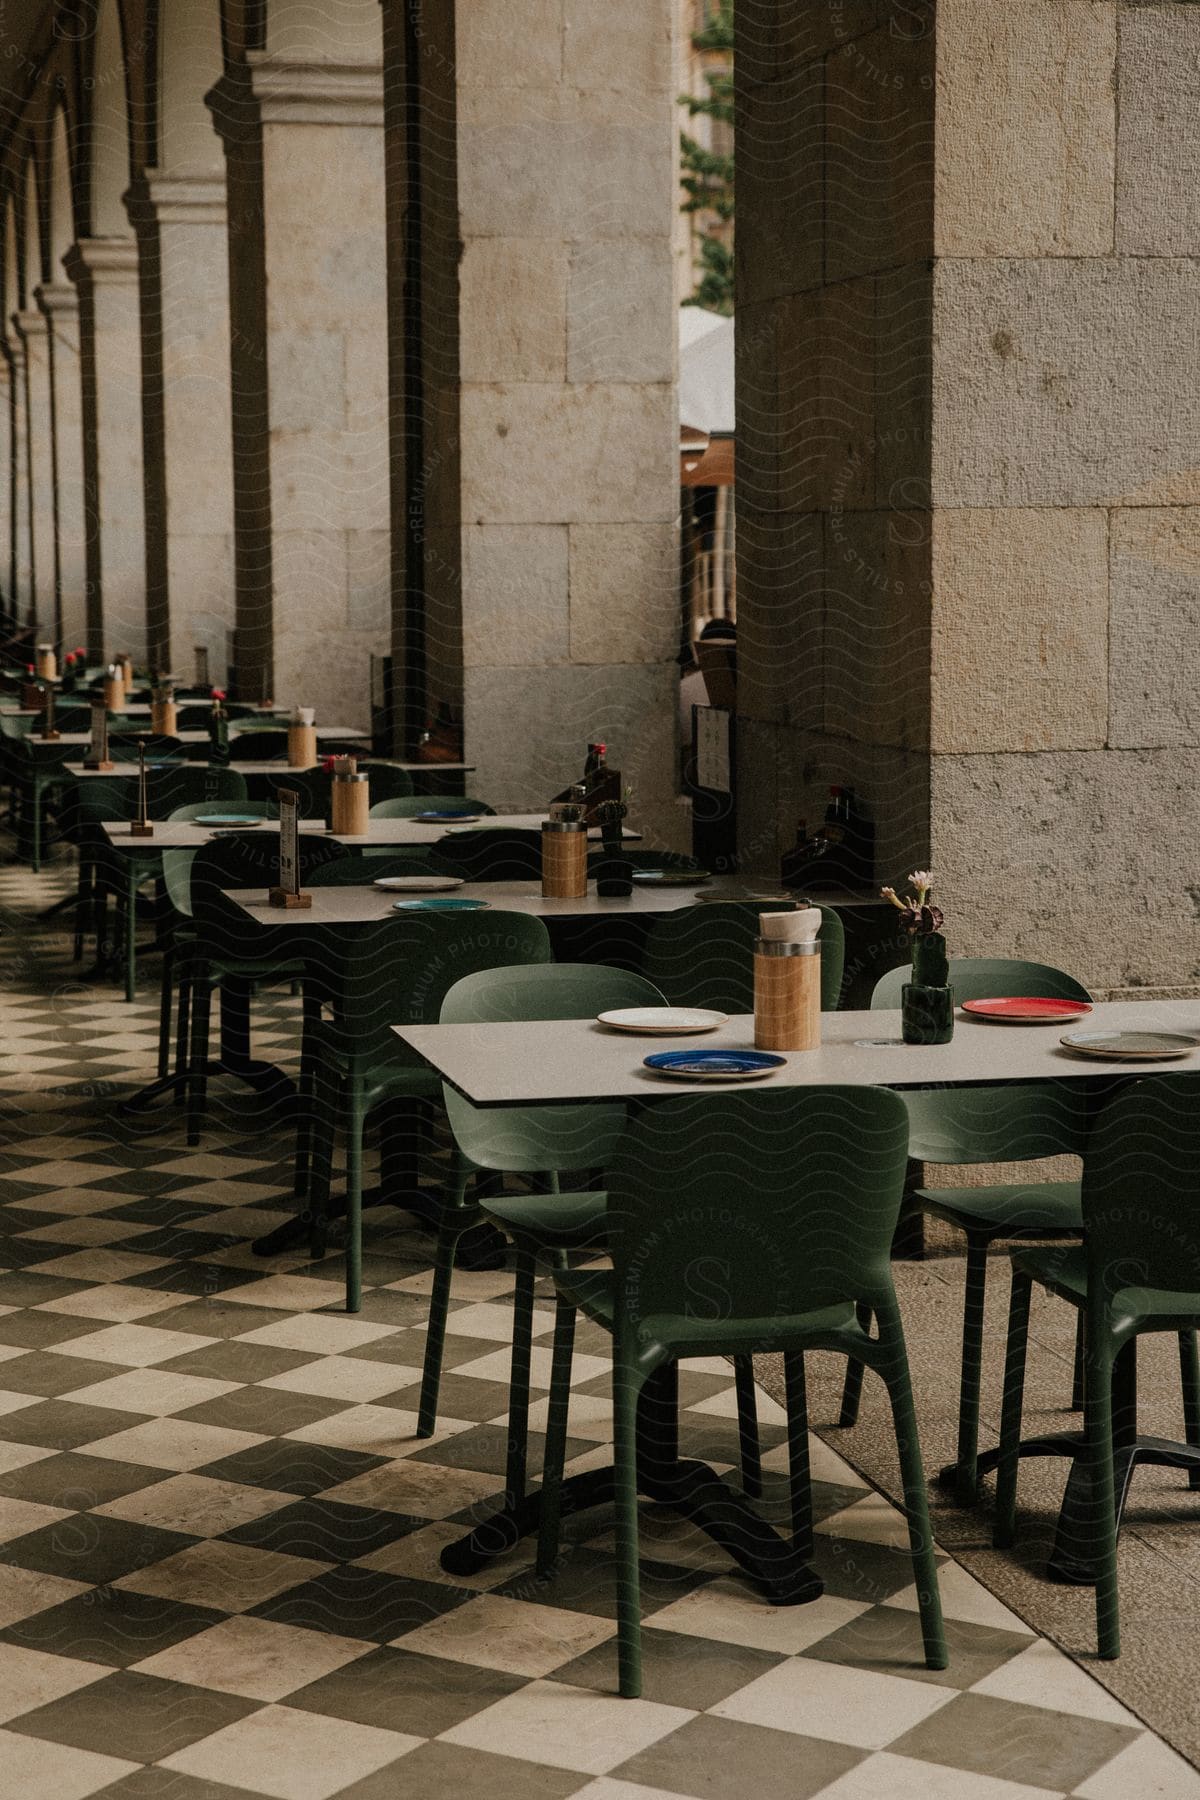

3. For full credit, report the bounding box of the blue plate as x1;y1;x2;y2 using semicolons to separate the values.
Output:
196;813;263;827
416;811;483;822
392;897;489;913
643;1049;786;1082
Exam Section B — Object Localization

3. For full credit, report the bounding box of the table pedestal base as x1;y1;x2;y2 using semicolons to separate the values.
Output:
963;1432;1200;1584
441;1367;824;1606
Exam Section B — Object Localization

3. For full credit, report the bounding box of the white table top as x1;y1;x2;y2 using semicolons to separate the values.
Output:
99;814;641;851
220;877;710;926
394;998;1200;1107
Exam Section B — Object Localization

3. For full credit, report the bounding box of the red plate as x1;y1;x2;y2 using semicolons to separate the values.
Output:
962;997;1093;1025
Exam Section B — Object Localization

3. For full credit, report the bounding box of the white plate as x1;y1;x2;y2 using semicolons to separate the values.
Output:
373;875;465;892
597;1007;727;1035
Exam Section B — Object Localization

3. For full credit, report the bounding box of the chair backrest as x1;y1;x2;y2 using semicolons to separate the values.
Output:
109;734;183;761
369;795;493;819
324;911;552;1059
359;762;414;801
263;769;334;821
189;833;347;944
439;964;668;1175
871;957;1092;1011
229;728;290;760
870;956;1094;1164
147;765;247;818
432;827;543;882
606;1087;911;1328
167;799;275;823
309;853;443;885
59;774;137;836
1083;1075;1200;1301
641;900;846;1013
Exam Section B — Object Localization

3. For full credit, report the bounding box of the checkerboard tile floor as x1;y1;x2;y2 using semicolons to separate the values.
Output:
0;849;1196;1798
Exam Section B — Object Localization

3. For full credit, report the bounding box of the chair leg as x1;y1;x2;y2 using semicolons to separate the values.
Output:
415;1169;473;1438
953;1232;991;1505
783;1349;812;1558
733;1357;762;1499
344;1074;365;1313
1178;1330;1200;1491
612;1347;645;1698
838;1302;872;1427
157;947;175;1081
537;1292;578;1578
173;967;193;1102
1071;1311;1086;1411
186;981;212;1147
993;1268;1033;1549
876;1299;947;1671
293;988;321;1199
505;1250;538;1509
1084;1323;1120;1659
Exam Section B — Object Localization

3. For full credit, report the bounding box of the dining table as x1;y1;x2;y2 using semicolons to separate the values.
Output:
395;996;1200;1597
93;816;648;1004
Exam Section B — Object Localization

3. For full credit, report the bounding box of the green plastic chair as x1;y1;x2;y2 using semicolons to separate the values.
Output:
416;965;673;1501
369;795;495;819
532;1087;946;1697
308;853;443;885
843;957;1094;1505
994;1074;1200;1658
302;913;552;1311
641;900;846;1013
360;762;415;801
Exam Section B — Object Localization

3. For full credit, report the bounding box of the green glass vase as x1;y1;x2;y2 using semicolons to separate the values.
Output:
902;931;953;1044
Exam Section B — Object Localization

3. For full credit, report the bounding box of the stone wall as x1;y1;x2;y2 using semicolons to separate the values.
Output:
738;0;1200;993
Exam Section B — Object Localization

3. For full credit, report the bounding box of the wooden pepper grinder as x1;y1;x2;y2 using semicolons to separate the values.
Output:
103;663;125;710
35;643;56;681
754;908;823;1052
288;707;317;768
150;680;176;737
330;757;370;835
541;813;588;899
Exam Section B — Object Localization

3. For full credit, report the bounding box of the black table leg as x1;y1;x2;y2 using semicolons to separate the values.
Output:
440;1363;824;1605
121;975;296;1118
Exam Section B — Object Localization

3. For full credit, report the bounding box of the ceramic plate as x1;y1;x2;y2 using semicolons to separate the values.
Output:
598;1007;726;1035
374;875;464;892
1059;1029;1200;1061
643;1049;786;1082
630;869;711;886
416;811;483;823
392;896;489;913
963;997;1093;1025
195;813;264;827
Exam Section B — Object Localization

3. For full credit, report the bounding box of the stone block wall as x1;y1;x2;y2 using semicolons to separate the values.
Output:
738;0;1200;992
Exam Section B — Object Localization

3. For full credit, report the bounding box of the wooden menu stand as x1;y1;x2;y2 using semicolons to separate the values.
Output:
268;788;311;907
36;685;60;741
129;740;154;836
82;702;114;772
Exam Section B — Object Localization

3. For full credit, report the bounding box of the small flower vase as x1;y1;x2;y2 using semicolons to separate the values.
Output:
902;931;954;1045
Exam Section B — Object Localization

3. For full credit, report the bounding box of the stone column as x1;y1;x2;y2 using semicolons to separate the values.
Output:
126;174;234;677
383;0;681;838
0;352;13;622
208;57;388;719
37;283;88;655
63;238;145;663
736;0;1200;992
13;309;59;642
6;336;31;628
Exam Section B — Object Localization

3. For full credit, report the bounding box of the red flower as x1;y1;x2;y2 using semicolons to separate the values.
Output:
321;755;336;773
74;646;86;657
210;687;227;701
25;664;33;675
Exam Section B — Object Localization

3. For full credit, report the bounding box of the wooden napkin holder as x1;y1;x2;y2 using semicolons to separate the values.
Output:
268;886;312;909
754;939;821;1052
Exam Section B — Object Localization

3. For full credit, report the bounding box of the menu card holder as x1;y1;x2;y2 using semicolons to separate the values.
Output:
269;788;312;908
130;739;154;836
82;701;114;772
36;683;60;740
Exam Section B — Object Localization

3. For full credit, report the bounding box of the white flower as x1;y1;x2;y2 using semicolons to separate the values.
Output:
907;870;933;890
